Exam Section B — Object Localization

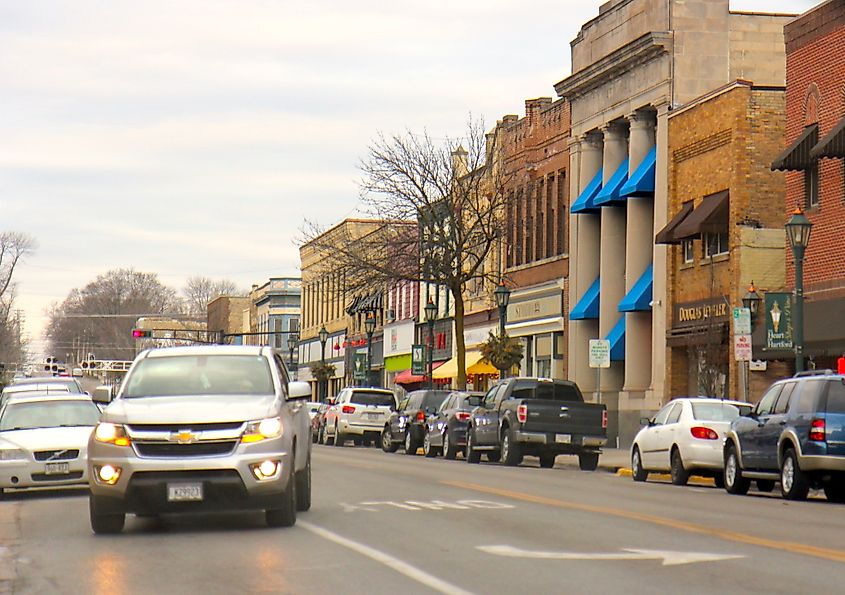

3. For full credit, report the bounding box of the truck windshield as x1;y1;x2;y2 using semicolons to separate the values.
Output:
123;355;274;397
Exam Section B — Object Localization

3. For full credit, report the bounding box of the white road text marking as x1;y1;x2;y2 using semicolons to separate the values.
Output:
478;545;745;566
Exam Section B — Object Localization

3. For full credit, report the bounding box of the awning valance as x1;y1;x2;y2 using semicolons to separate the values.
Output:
594;158;630;207
394;361;445;385
655;201;694;245
571;169;603;214
606;316;626;361
810;116;845;159
618;264;653;312
432;351;498;380
772;124;818;171
569;277;600;320
673;191;729;240
620;147;656;197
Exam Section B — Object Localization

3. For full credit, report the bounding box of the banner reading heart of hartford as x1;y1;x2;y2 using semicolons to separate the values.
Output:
764;292;793;351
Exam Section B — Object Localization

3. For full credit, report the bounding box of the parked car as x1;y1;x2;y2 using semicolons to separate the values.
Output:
466;378;607;469
322;387;396;447
382;390;451;455
87;345;312;533
0;393;102;498
306;402;322;421
423;391;484;459
313;401;332;444
723;370;845;501
630;397;752;486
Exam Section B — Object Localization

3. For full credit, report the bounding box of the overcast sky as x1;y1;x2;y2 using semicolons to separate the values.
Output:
2;0;818;357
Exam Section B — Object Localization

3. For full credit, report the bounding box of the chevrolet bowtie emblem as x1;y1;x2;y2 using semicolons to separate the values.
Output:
171;430;197;444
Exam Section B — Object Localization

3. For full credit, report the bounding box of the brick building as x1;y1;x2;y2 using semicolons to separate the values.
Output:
659;81;789;403
773;0;845;368
207;295;251;344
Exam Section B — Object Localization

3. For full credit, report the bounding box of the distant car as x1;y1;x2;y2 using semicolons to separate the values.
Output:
630;397;752;486
0;394;102;498
10;376;85;394
72;368;83;378
323;388;396;447
382;390;450;455
1;383;72;407
306;402;322;420
423;391;484;459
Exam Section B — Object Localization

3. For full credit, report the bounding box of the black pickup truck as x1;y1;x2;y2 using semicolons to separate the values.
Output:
466;377;607;470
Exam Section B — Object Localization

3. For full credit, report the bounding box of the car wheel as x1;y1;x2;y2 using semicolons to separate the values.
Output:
90;495;125;535
724;444;750;495
631;446;648;482
670;448;690;486
823;480;845;503
404;429;418;455
579;452;599;471
466;428;481;464
539;454;556;469
501;428;523;467
266;471;297;527
423;431;438;458
780;449;810;500
381;427;398;453
295;451;312;512
756;479;775;493
333;424;344;447
443;429;458;460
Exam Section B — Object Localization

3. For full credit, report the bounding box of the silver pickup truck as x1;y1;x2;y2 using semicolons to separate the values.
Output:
87;345;312;534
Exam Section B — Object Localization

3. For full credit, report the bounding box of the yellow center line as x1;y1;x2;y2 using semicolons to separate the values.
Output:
442;480;845;564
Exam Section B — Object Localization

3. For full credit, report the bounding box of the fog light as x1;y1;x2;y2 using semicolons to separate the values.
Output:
97;464;121;485
251;460;279;480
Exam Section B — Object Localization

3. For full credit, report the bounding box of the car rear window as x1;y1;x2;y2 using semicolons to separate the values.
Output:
691;402;749;422
123;355;274;397
422;393;448;410
826;381;845;413
350;391;395;407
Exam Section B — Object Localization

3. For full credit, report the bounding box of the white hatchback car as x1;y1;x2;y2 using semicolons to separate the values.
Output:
322;388;396;447
630;397;752;487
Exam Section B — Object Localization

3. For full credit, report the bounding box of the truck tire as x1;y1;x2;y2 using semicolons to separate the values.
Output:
539;453;556;468
501;428;523;467
466;428;481;464
578;452;599;471
295;451;312;512
724;444;750;495
90;496;125;535
267;472;297;527
780;448;810;500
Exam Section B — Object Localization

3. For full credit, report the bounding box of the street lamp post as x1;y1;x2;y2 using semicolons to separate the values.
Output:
318;325;328;400
786;208;813;373
493;283;512;379
424;299;437;390
287;332;299;381
740;282;763;402
364;314;377;387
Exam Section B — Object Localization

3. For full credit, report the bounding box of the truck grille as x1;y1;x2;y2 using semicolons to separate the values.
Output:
34;449;79;461
134;441;238;458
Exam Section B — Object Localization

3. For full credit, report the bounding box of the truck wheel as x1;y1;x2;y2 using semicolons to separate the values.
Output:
295;451;312;512
539;454;556;469
670;448;690;486
466;428;481;464
780;449;810;500
724;444;750;495
267;471;297;527
443;429;459;460
90;495;125;535
631;447;648;482
381;427;399;453
578;452;599;471
501;428;523;467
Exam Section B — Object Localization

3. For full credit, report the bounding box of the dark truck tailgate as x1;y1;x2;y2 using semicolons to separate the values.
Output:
520;400;606;436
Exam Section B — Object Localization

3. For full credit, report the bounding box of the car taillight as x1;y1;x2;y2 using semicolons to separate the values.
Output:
415;410;426;422
810;418;826;442
455;411;471;422
517;404;527;424
342;405;355;414
690;426;718;440
602;410;608;429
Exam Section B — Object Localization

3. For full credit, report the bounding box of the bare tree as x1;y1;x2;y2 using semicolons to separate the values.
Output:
0;232;37;368
182;276;241;317
301;119;510;389
45;269;181;361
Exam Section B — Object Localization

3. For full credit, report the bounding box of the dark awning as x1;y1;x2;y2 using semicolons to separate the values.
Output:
673;191;729;240
810;116;845;159
772;124;818;171
655;201;694;245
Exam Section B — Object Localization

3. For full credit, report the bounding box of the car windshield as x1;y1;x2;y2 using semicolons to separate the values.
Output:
123;355;274;397
0;400;101;431
350;391;395;407
691;402;750;421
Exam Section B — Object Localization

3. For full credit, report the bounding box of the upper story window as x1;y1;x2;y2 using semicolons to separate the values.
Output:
703;232;728;258
682;239;694;264
805;162;820;209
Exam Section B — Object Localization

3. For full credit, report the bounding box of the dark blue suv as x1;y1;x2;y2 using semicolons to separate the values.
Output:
723;370;845;501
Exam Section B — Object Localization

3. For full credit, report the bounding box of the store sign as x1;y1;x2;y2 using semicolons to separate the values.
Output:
411;344;427;375
673;297;730;329
764;292;793;351
507;293;562;324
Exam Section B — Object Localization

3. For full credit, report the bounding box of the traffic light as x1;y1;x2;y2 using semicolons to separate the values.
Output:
132;329;152;338
44;356;55;372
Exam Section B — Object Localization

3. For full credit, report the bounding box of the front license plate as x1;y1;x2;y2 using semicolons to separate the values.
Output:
45;462;70;475
555;434;571;444
167;483;203;502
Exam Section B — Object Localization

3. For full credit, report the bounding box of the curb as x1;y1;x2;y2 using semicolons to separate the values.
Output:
614;468;717;486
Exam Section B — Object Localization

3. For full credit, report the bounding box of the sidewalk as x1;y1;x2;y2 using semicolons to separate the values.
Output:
598;447;630;473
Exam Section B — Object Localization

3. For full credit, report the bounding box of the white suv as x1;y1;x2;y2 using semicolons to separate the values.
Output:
323;388;396;447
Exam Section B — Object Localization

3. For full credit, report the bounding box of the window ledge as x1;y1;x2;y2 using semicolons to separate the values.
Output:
702;253;730;265
680;261;695;270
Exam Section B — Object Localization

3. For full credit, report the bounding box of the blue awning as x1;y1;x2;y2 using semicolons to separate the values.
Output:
606;316;626;361
594;158;630;206
620;147;656;197
569;277;600;320
570;169;603;214
618;264;653;312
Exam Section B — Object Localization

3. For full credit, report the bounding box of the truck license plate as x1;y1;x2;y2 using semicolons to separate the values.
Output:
555;434;571;444
45;462;70;475
167;483;203;502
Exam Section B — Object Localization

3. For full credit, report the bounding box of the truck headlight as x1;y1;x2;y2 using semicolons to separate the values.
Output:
94;423;131;447
242;417;283;443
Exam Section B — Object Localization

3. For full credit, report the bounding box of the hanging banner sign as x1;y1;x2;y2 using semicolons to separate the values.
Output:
764;292;793;351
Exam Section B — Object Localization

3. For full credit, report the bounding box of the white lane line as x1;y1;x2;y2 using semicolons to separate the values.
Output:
298;521;475;595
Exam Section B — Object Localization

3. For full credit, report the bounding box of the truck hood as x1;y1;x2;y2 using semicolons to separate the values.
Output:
103;394;279;425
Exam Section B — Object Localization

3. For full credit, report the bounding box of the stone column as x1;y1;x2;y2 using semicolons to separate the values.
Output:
568;132;602;392
599;122;627;393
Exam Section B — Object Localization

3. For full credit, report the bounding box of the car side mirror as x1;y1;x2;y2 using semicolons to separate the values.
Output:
288;381;311;401
639;417;652;427
92;386;113;405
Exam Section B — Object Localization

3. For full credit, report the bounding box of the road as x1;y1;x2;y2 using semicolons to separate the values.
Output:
2;444;845;594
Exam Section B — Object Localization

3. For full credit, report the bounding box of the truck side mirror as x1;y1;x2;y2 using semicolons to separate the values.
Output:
92;386;113;405
288;381;311;401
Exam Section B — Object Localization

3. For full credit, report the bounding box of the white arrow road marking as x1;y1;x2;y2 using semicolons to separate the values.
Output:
478;545;745;566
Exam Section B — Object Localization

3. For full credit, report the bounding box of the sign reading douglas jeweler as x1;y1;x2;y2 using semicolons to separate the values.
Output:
764;292;793;351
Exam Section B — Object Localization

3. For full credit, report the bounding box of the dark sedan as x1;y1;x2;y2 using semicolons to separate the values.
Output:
423;391;484;459
381;390;450;455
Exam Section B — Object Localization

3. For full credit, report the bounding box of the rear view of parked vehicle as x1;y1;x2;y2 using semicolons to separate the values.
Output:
423;391;484;459
323;388;396;447
630;398;751;486
382;390;450;455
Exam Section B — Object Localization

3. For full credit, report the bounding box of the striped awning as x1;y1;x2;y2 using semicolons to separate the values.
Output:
810;116;845;159
772;124;818;171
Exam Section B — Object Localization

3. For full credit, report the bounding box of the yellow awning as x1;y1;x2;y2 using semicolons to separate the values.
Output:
433;350;498;379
